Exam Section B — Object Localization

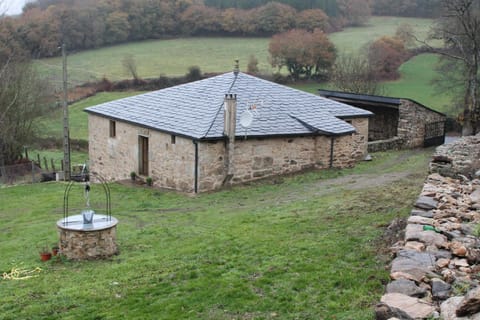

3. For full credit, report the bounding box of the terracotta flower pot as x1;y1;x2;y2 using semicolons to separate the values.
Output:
40;252;52;261
52;247;59;256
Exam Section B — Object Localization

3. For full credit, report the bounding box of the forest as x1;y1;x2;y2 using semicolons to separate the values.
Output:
0;0;440;59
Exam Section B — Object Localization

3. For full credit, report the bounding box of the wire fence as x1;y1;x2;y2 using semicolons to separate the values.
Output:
0;161;45;186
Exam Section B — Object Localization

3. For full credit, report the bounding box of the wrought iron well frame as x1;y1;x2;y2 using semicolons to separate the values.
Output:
62;172;111;225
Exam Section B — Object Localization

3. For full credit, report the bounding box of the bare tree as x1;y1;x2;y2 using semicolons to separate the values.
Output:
0;57;51;166
429;0;480;135
331;51;384;96
122;54;139;80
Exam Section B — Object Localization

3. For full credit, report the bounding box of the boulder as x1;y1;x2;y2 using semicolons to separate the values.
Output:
386;279;427;298
432;278;452;300
457;287;480;317
416;196;439;210
411;209;434;218
379;293;435;319
404;241;425;252
437;258;450;268
391;250;436;283
407;216;435;225
404;224;448;248
470;188;480;204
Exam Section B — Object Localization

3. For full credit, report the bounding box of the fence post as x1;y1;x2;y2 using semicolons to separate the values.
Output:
43;157;49;171
51;159;56;172
31;160;35;183
37;154;41;168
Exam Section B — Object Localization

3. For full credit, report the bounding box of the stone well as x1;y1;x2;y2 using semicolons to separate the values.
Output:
57;214;118;260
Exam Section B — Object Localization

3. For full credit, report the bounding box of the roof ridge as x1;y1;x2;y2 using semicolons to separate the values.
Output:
201;72;238;138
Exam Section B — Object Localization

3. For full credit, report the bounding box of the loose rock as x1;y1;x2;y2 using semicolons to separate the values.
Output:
456;287;480;317
380;293;436;319
386;279;427;298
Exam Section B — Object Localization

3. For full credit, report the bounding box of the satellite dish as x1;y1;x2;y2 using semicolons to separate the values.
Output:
240;110;253;128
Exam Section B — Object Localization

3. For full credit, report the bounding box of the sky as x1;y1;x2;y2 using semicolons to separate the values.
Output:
1;0;28;15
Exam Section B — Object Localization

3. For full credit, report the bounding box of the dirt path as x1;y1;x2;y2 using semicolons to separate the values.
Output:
273;148;430;204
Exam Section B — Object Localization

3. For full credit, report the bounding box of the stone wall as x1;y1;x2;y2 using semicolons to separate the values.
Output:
88;115;196;192
398;100;446;149
197;117;369;192
430;135;480;180
89;115;368;193
58;226;118;260
368;137;404;153
360;106;399;141
376;134;480;320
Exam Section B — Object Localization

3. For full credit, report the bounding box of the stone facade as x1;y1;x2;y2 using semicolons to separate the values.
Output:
88;114;196;192
58;226;118;260
88;115;369;193
397;99;445;149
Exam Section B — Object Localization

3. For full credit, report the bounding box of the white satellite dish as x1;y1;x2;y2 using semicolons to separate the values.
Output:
240;109;254;128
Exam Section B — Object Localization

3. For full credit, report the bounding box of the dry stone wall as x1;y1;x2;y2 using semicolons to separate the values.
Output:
398;100;445;149
376;134;480;320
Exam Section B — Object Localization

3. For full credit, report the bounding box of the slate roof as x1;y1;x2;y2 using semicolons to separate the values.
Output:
85;72;372;140
318;89;447;117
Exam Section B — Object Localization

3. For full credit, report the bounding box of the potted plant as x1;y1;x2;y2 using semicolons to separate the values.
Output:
39;245;52;261
146;176;153;186
51;245;59;256
130;171;136;181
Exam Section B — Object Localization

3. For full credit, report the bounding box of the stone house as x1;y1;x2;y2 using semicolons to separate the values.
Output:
85;72;372;193
318;90;447;152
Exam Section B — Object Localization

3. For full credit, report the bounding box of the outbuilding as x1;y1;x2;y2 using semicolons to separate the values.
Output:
318;90;447;152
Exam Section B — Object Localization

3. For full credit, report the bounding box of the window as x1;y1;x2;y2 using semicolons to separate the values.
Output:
171;135;176;144
109;120;116;138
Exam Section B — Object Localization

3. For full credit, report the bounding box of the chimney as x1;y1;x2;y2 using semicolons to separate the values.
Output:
224;93;237;138
223;93;237;183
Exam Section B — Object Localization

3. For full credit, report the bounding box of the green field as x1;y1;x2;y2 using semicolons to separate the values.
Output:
384;54;453;114
35;17;434;84
330;16;435;53
37;92;143;141
0;148;432;319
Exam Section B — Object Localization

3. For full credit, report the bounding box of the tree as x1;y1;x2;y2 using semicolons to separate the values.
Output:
269;28;336;80
122;54;139;80
368;36;408;80
296;8;330;32
247;54;259;74
331;51;384;95
0;57;51;166
254;2;297;35
429;0;480;135
337;0;371;27
395;22;415;47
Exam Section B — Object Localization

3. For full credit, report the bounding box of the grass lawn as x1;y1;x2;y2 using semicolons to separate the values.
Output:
0;148;432;319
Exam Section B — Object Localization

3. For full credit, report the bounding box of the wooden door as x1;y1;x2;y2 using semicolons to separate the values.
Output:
139;136;149;176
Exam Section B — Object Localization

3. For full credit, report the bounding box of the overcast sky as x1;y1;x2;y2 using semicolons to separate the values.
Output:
1;0;28;15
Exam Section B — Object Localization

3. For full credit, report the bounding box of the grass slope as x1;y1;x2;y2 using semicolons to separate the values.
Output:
0;149;432;319
35;17;433;85
383;54;453;115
